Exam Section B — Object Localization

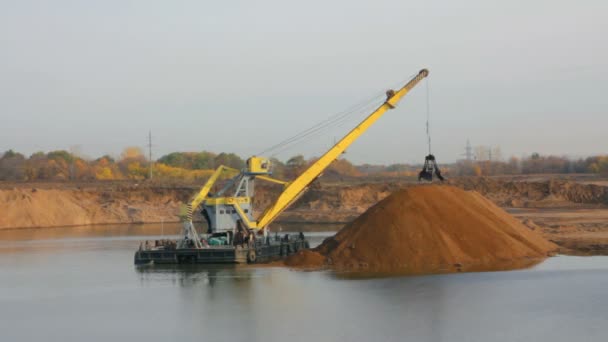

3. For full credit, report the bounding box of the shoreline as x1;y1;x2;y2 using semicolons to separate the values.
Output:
2;177;608;255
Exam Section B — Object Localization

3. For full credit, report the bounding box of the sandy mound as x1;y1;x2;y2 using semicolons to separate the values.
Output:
286;185;557;273
284;249;326;269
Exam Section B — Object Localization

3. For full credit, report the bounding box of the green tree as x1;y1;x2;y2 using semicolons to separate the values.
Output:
192;151;216;169
158;152;190;168
214;152;245;169
1;149;23;159
157;151;217;169
47;150;74;163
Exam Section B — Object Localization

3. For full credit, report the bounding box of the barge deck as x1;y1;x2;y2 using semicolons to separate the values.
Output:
135;233;309;265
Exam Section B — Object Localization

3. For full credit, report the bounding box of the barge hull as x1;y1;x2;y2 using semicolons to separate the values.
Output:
134;239;309;265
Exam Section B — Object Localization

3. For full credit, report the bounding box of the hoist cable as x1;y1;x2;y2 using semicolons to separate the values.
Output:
425;77;431;155
268;99;382;158
256;75;417;158
256;89;387;156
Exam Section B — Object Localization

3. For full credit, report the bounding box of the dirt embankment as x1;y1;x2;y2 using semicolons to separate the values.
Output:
0;184;191;230
451;177;608;208
254;183;397;223
257;177;608;224
286;185;557;274
2;176;608;239
0;181;398;230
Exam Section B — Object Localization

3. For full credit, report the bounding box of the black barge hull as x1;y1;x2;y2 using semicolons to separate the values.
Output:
134;239;309;265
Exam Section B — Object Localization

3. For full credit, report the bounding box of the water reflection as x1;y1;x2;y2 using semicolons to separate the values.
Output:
0;222;338;242
330;257;546;280
136;264;257;288
0;222;182;242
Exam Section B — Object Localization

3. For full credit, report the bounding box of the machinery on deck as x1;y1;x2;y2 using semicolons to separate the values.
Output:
135;68;429;265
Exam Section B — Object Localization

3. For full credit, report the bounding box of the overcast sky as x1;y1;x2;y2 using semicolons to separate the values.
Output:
1;0;606;164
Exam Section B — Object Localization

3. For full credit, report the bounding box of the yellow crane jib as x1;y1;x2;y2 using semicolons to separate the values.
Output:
185;165;240;221
181;69;428;238
256;69;429;229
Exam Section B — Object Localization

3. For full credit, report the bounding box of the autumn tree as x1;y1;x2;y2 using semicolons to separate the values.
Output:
286;155;306;179
118;147;147;179
0;150;26;180
588;156;608;175
90;156;121;179
521;154;570;174
47;150;77;180
326;158;360;178
214;152;244;169
452;160;476;176
23;152;45;180
269;158;286;179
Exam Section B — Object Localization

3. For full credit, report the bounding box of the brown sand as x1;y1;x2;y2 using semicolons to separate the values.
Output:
286;185;557;274
283;249;327;269
0;187;184;229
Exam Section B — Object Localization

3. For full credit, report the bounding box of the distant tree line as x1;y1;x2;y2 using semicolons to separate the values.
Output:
0;148;218;182
0;148;361;182
1;148;606;182
451;153;608;176
157;151;245;170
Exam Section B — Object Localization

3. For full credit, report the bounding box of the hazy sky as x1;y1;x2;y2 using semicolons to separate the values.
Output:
1;0;606;164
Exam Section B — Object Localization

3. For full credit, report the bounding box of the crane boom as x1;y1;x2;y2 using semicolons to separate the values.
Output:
140;69;429;263
186;165;239;221
256;69;429;229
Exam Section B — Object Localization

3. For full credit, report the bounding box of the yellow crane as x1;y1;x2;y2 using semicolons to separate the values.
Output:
179;69;429;245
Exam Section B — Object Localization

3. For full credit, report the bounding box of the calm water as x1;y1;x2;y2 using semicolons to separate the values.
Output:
0;223;607;342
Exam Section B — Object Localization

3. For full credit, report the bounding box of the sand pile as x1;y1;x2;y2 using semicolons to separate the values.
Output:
286;185;557;273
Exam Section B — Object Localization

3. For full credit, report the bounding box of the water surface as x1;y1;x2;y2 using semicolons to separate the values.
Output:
0;224;606;342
